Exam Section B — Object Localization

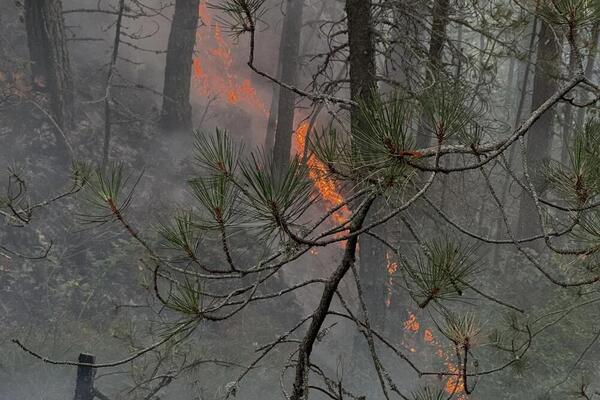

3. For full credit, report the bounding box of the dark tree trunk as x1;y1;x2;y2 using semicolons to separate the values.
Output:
415;0;451;148
160;0;200;133
24;0;73;129
271;0;304;171
427;0;450;71
346;0;376;116
346;0;386;332
73;353;95;400
491;15;538;268
516;20;561;241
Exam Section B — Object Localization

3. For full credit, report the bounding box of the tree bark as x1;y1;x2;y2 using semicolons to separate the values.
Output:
346;0;387;333
101;0;125;171
73;353;95;400
415;0;451;148
271;0;304;172
574;23;600;132
491;15;538;268
516;20;561;242
290;198;374;400
561;40;578;165
160;0;200;133
24;0;73;129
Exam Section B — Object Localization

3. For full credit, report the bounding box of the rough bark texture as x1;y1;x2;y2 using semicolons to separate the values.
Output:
428;0;450;71
24;0;73;129
346;0;387;331
160;0;200;133
415;0;451;148
346;0;376;116
271;0;304;171
516;20;561;241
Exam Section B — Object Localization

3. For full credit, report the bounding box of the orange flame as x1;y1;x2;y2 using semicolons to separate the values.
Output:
403;312;420;332
385;251;398;307
424;328;434;343
402;312;467;399
294;121;351;227
192;1;267;115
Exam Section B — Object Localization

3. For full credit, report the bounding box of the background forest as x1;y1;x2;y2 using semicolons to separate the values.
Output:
2;0;600;399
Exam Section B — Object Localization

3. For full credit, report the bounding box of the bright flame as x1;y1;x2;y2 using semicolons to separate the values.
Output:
403;312;420;332
192;1;267;115
423;328;434;343
294;121;351;227
402;312;467;399
385;251;398;307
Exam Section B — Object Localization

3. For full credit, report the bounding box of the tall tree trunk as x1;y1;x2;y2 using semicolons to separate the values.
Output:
101;0;125;171
415;0;451;149
264;73;279;152
516;20;561;241
347;0;387;335
160;0;200;133
491;15;538;268
271;0;304;171
561;39;579;165
574;23;600;132
24;0;73;130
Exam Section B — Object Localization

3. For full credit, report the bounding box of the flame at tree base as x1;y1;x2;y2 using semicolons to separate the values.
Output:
294;121;351;227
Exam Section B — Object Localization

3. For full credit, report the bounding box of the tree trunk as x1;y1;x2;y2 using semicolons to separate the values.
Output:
24;0;73;129
561;41;579;165
101;0;125;171
264;75;280;152
160;0;200;133
415;0;451;149
347;0;386;334
574;22;600;132
271;0;304;172
73;353;95;400
516;20;561;241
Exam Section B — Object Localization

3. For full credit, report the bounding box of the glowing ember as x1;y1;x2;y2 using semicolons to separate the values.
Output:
385;251;398;307
294;121;351;227
424;328;434;343
403;312;420;332
402;312;467;398
192;1;267;115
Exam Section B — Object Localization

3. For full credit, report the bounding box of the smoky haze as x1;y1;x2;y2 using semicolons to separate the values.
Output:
1;1;600;400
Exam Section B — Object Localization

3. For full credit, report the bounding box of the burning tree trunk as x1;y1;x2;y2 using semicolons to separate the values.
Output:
516;20;561;243
346;0;387;332
271;0;304;171
161;0;200;133
24;0;73;129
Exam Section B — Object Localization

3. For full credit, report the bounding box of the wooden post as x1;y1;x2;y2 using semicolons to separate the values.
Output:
73;353;95;400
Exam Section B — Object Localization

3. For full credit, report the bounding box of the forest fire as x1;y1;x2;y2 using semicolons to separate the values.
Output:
385;251;398;307
294;121;351;226
192;1;267;115
403;312;467;398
